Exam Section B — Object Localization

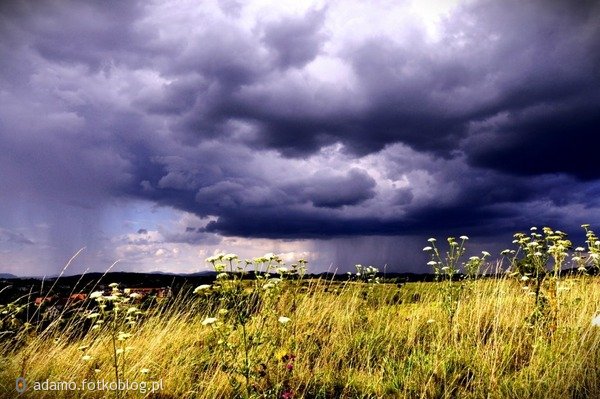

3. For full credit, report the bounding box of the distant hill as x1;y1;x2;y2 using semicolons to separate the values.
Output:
0;273;17;279
40;271;220;290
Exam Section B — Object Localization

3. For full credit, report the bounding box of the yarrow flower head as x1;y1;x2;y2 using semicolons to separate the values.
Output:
202;317;217;326
193;284;211;294
222;253;238;261
264;252;277;261
278;316;291;325
117;332;132;341
592;314;600;327
90;291;104;299
205;255;221;263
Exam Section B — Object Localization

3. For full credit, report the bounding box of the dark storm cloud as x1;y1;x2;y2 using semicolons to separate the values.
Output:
198;168;593;240
153;0;600;169
467;102;600;180
262;8;327;69
0;0;146;73
1;0;600;275
454;0;600;180
289;168;376;209
135;77;201;116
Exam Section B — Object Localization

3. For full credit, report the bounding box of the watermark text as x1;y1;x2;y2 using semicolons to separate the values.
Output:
16;377;163;394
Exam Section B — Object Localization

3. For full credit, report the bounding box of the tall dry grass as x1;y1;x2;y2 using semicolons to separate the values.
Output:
1;275;600;398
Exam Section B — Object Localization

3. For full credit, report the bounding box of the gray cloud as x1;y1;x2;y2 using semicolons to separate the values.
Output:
294;168;376;208
1;0;599;274
262;8;328;69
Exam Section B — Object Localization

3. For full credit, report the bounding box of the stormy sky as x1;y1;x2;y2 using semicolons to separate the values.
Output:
1;0;599;276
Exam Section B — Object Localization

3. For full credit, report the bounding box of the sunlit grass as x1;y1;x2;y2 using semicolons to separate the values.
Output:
1;274;599;398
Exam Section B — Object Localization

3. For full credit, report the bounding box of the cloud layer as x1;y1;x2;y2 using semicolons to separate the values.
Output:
1;0;599;274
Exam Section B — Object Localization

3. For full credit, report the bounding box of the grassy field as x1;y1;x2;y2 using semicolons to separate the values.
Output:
1;271;600;398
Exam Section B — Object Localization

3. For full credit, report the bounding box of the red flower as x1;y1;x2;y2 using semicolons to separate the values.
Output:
282;353;296;372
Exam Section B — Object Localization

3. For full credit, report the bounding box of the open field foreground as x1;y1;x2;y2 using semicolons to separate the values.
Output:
1;271;600;399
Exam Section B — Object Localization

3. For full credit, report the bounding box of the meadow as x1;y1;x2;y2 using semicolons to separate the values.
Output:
1;226;600;398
